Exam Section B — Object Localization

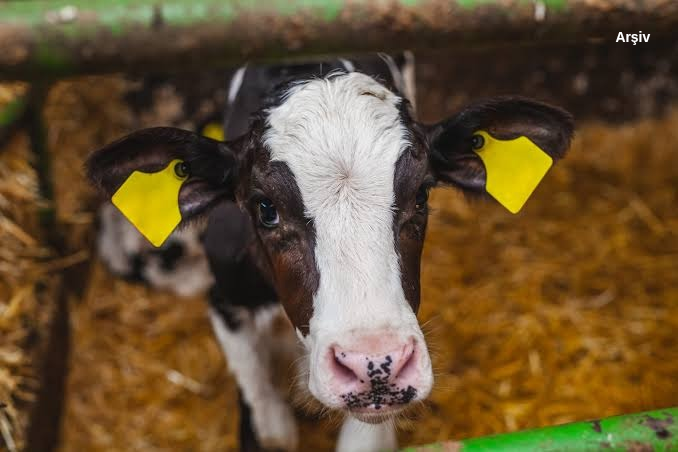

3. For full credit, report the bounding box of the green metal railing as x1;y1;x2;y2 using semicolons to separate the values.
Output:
1;0;677;80
402;407;678;451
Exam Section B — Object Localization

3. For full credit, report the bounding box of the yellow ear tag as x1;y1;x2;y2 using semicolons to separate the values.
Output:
111;159;188;247
473;130;553;214
201;122;225;142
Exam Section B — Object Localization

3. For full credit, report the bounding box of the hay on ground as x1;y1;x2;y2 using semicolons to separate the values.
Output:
1;74;676;451
0;125;55;451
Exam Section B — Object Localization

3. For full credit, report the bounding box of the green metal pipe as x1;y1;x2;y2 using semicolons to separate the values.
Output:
402;407;678;451
1;0;677;80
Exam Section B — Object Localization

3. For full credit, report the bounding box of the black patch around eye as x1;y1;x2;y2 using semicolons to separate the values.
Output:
158;240;185;271
127;253;146;282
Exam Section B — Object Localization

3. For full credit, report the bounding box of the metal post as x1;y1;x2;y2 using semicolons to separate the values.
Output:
24;83;59;245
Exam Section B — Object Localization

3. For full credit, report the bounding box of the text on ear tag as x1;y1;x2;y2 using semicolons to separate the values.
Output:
111;159;188;247
472;130;553;214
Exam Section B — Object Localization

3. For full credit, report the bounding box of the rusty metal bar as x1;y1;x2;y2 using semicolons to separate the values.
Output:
402;407;678;451
1;0;677;80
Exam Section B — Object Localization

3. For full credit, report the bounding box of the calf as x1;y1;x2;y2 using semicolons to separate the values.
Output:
87;56;573;451
97;202;213;297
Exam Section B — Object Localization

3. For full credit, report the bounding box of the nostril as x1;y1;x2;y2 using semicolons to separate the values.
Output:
393;341;417;382
330;348;360;385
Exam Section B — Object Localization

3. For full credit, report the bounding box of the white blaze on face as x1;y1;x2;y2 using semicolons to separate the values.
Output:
264;72;419;340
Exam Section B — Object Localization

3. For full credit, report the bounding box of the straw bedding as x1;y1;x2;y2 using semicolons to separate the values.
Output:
0;71;676;451
0;84;61;452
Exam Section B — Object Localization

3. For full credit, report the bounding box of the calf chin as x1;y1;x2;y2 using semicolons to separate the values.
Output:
350;406;408;425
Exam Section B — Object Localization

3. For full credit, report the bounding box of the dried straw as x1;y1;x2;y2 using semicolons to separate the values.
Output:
1;75;676;451
0;118;52;451
0;79;123;452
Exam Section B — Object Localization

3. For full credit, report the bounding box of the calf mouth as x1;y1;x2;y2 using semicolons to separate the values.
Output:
349;405;407;424
339;379;419;412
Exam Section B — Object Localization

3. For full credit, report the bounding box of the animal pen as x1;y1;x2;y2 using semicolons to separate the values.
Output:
1;1;677;451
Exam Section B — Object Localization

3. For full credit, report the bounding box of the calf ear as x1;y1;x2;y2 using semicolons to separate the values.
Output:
86;127;238;220
427;97;574;193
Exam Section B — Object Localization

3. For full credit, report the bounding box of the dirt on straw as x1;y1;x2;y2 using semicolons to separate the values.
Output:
0;73;677;451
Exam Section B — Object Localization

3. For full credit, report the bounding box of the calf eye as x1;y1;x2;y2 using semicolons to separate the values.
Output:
258;199;279;228
415;186;429;210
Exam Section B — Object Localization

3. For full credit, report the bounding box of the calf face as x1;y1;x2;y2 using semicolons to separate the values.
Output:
97;202;213;297
87;72;573;421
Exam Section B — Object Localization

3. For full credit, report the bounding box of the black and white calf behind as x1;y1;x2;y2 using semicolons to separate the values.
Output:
87;54;574;451
97;202;213;297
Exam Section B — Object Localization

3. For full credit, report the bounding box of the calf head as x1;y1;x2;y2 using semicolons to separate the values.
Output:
97;202;213;297
87;72;573;422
